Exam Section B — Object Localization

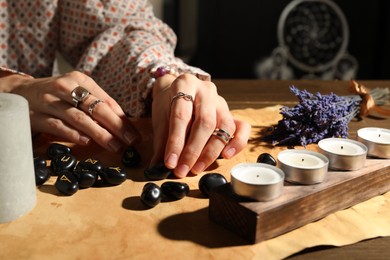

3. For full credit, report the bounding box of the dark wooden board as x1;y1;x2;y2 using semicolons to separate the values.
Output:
209;158;390;244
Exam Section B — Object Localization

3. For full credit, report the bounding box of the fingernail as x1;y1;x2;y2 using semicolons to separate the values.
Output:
175;164;189;178
225;148;236;159
165;153;178;168
124;131;137;145
79;135;90;145
108;139;123;153
192;161;206;174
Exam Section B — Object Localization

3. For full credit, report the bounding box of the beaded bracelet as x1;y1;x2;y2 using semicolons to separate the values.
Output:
146;65;180;89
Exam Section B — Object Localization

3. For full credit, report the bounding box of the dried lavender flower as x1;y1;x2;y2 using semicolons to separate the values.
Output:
264;86;362;147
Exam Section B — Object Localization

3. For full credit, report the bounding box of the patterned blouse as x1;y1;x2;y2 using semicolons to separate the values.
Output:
0;0;209;117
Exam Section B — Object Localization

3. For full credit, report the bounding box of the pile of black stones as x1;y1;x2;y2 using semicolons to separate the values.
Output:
34;143;132;196
138;153;276;208
34;141;277;206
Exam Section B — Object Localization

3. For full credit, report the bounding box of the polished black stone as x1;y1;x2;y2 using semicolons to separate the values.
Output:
121;146;141;167
50;154;77;174
144;162;172;180
34;157;51;186
256;152;277;166
161;181;189;200
198;173;227;198
34;157;47;168
55;170;79;196
47;143;71;160
98;166;127;185
74;169;98;189
75;158;103;172
140;182;162;208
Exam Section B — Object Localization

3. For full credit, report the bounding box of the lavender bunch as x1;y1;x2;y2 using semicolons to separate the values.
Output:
265;86;362;146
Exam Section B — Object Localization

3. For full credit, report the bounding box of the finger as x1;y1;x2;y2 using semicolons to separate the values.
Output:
30;112;91;145
163;76;196;171
48;72;141;145
170;79;219;178
44;98;125;153
80;96;141;145
191;97;236;175
150;122;169;166
221;118;251;159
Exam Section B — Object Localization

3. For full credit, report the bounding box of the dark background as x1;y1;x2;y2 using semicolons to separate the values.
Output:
163;0;390;79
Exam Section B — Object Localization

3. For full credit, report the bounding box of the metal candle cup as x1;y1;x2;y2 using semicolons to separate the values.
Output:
318;138;367;171
357;127;390;158
231;163;284;202
277;150;329;185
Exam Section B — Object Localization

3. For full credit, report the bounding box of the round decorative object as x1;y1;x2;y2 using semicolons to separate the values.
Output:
278;0;348;73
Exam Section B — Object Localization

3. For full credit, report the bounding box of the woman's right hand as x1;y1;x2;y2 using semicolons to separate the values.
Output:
2;71;140;152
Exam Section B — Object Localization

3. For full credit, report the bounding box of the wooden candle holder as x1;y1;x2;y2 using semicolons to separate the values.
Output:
209;158;390;244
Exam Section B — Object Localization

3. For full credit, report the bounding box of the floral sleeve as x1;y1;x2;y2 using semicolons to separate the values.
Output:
59;0;209;117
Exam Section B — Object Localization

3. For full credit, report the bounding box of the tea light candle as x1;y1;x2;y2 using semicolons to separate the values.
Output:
318;138;367;171
277;149;329;185
231;163;284;201
357;127;390;158
0;94;36;223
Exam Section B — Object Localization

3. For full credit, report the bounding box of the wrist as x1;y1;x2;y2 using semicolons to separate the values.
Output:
0;73;33;93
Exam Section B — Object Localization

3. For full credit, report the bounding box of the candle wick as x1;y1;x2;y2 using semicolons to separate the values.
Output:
256;175;259;178
341;146;343;150
379;134;381;138
301;158;304;162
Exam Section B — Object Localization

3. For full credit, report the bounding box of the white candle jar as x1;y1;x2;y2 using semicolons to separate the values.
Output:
231;163;284;201
318;138;368;171
0;93;36;223
277;149;329;185
357;127;390;158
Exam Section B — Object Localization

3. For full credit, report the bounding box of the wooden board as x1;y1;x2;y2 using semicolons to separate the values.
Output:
209;158;390;244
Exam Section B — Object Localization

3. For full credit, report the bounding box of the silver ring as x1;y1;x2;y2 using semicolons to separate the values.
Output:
71;86;90;108
171;92;194;106
212;128;233;144
88;99;103;116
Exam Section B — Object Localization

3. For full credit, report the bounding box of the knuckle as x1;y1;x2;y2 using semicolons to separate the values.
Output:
40;93;53;105
51;78;69;93
47;118;64;131
182;148;201;161
91;130;105;141
172;109;191;122
65;71;85;80
197;115;216;132
175;73;194;82
167;135;185;150
70;110;88;125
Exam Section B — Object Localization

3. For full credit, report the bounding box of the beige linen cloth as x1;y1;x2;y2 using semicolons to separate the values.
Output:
232;106;390;259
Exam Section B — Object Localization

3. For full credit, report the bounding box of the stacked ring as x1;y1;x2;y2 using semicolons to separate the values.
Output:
71;86;90;108
212;128;233;144
88;99;103;116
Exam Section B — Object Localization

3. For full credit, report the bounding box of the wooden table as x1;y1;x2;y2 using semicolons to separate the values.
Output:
214;79;390;259
0;80;389;259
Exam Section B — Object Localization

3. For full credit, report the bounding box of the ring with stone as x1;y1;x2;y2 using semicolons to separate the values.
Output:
212;128;233;144
88;99;104;116
71;86;90;108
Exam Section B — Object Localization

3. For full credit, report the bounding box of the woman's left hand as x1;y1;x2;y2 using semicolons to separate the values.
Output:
150;74;251;178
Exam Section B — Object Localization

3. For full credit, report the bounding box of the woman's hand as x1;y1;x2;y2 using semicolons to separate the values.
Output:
150;74;251;178
4;71;141;152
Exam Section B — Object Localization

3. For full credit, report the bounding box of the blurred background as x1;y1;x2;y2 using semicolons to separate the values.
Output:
156;0;390;80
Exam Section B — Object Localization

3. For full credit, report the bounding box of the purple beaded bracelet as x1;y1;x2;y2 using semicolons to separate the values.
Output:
147;65;180;89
